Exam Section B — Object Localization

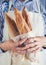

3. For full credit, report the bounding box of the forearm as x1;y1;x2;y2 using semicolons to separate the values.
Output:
0;43;6;52
0;42;9;51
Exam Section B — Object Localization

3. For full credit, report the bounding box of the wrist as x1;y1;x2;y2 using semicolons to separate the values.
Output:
0;42;8;51
0;43;6;52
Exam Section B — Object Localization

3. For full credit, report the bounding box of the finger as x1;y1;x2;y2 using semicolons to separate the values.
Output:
32;47;39;53
25;37;39;45
16;42;38;51
15;38;27;46
25;42;37;48
29;37;40;42
11;46;17;52
31;47;42;53
34;47;42;53
16;50;26;55
27;45;39;53
25;41;38;49
25;38;35;44
11;48;26;55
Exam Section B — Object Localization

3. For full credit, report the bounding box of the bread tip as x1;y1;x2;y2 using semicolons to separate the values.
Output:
14;8;19;15
4;12;8;17
23;7;27;11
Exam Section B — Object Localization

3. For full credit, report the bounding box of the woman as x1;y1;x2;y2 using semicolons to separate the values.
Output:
0;0;46;54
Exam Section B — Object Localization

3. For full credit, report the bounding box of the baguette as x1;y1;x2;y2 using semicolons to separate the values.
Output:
22;7;32;31
14;8;30;34
4;13;19;38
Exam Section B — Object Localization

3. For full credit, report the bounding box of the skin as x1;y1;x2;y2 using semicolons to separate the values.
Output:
0;36;46;54
16;36;46;53
25;36;46;53
0;38;27;54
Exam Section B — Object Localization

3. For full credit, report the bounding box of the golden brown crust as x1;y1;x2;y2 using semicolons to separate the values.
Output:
4;13;19;38
22;7;32;31
14;8;30;34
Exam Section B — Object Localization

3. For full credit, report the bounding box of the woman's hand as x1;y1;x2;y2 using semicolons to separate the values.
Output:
16;36;46;53
25;36;46;53
0;38;27;54
1;36;46;54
